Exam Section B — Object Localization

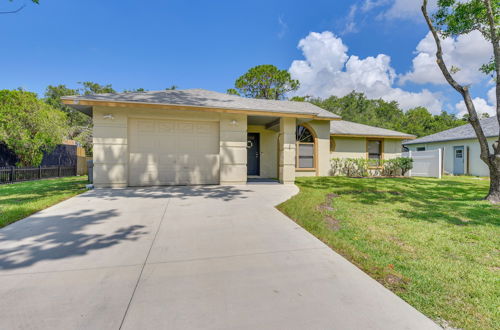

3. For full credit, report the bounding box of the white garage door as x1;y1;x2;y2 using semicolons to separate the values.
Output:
129;119;220;186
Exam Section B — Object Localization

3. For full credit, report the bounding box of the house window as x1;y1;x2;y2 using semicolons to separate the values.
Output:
416;147;426;151
296;125;316;169
367;139;383;166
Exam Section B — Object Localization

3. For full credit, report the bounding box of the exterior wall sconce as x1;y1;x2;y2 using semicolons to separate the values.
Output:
103;114;114;120
230;119;238;125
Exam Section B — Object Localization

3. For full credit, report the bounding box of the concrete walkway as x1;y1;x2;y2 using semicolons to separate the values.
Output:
0;184;439;330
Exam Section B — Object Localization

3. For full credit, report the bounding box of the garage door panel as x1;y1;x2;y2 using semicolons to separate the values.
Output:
132;134;158;153
137;120;156;133
130;166;160;186
158;154;176;166
129;119;220;186
157;121;175;133
177;136;198;153
157;139;177;153
177;122;194;133
129;153;159;166
158;169;176;184
196;136;219;153
196;122;218;134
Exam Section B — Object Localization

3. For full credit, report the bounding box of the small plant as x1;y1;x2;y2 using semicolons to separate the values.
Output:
381;159;399;177
330;157;413;177
330;158;343;176
394;157;413;176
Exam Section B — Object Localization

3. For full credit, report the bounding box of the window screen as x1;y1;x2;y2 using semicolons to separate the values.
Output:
367;140;382;165
298;143;314;168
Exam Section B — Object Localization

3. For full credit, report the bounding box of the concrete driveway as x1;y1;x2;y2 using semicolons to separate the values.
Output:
0;184;438;330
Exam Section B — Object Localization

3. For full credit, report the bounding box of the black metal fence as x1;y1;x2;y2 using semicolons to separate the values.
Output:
0;166;77;184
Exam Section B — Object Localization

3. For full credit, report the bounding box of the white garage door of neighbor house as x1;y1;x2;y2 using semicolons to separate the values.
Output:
129;119;220;186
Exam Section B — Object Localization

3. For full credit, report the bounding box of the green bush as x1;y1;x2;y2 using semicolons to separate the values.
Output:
330;158;343;176
330;157;413;177
381;159;399;176
394;157;413;176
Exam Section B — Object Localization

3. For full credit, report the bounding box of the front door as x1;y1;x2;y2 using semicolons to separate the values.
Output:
247;133;260;176
453;146;464;175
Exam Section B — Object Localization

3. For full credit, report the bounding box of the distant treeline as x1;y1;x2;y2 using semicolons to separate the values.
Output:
298;92;471;137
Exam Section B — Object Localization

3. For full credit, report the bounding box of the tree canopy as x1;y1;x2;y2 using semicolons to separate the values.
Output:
227;64;299;100
311;92;466;137
422;0;500;202
44;82;117;155
0;90;68;166
433;0;499;75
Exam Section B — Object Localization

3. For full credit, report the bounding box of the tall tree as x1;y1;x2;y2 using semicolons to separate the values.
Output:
422;0;500;203
123;88;146;93
45;85;86;127
44;82;115;155
227;65;299;100
0;90;68;166
79;81;116;95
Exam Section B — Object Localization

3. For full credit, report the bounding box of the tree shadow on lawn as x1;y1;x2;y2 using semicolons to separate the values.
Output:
298;177;499;227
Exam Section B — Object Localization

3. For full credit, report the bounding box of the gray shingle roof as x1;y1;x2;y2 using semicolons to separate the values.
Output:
404;116;499;145
330;120;415;139
62;88;340;119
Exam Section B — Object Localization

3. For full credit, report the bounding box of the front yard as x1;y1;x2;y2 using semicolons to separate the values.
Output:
278;176;499;330
0;176;88;228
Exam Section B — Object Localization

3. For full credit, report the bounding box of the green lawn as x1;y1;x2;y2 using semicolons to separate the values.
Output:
278;176;500;330
0;176;88;228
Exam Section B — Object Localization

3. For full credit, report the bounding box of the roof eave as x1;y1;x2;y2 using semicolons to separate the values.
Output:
61;98;341;121
330;133;416;139
404;135;497;145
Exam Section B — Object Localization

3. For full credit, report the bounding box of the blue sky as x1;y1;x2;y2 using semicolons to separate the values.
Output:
0;0;495;116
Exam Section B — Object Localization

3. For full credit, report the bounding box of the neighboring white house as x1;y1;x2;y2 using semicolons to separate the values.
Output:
404;116;499;177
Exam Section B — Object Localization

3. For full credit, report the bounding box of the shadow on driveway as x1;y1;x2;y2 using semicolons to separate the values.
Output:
0;185;253;271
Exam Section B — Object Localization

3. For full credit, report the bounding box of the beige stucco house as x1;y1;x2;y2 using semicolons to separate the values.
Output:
330;121;415;167
404;116;499;176
62;89;414;187
63;89;340;187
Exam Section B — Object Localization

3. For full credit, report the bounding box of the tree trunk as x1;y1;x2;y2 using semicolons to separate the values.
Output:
482;0;500;203
486;163;500;203
422;0;500;203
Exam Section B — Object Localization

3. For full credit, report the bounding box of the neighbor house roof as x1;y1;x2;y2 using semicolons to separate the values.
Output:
62;89;340;120
404;116;499;145
330;120;416;139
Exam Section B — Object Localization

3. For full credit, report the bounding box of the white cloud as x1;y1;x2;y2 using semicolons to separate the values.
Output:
361;0;390;12
400;31;492;86
342;5;359;34
289;31;443;113
277;15;288;39
456;97;496;118
487;86;496;106
380;0;437;20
